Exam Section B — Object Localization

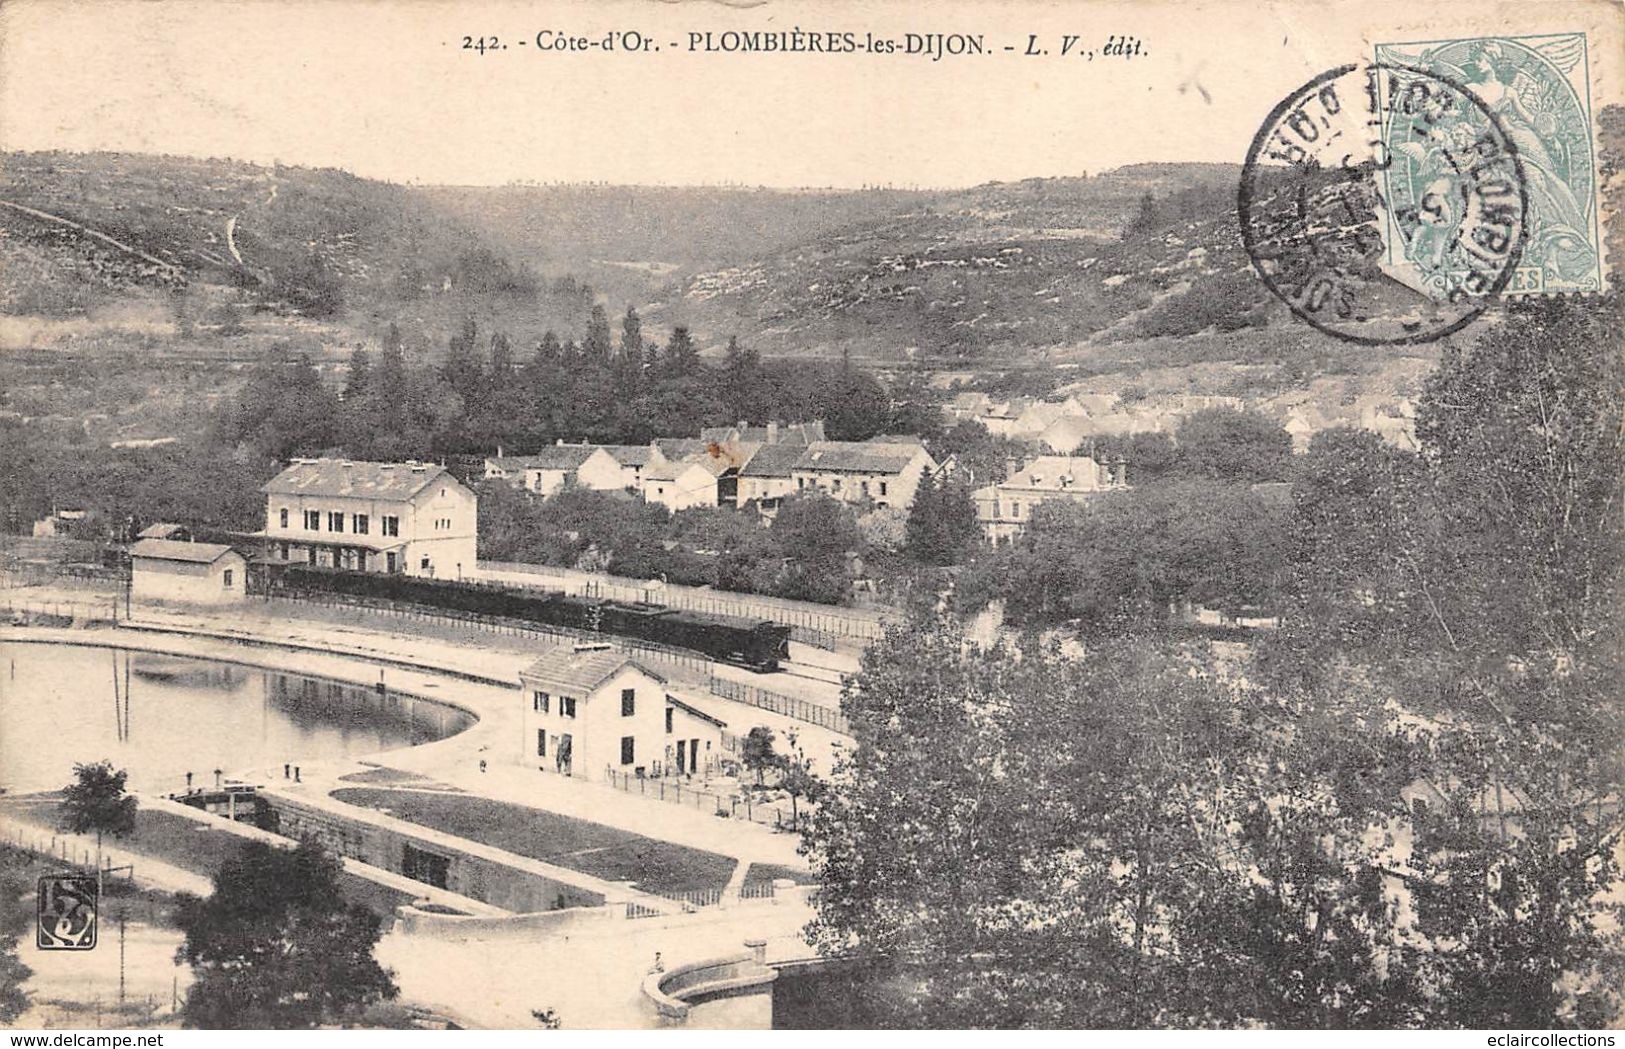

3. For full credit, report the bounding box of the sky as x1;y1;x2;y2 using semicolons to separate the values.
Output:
1;0;1618;189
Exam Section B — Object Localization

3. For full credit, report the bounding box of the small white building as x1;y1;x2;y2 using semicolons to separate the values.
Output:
643;456;726;512
519;645;726;782
129;539;248;606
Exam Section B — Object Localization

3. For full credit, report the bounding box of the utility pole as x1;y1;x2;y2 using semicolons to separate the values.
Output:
118;909;126;1004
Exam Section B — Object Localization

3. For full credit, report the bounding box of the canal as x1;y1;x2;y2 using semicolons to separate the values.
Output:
0;640;475;795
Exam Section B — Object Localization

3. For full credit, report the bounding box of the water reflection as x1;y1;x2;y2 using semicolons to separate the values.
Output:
0;642;475;795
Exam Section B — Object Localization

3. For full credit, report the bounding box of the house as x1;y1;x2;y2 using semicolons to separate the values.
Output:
261;458;477;579
596;444;666;492
1011;397;1084;439
30;508;88;539
735;442;808;510
1039;410;1171;454
699;420;825;448
645;438;760;512
483;445;623;496
130;539;247;606
519;645;727;782
977;399;1029;438
136;522;192;542
943;391;994;423
643;455;727;512
971;454;1126;543
790;439;938;511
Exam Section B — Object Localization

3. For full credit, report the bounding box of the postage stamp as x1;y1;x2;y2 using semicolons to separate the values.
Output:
36;874;98;951
1239;61;1527;345
1373;34;1603;297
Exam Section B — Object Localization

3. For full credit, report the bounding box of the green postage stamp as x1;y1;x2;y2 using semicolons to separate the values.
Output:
1373;33;1603;296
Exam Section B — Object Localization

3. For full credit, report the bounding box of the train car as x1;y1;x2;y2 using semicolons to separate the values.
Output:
266;565;790;672
600;601;790;672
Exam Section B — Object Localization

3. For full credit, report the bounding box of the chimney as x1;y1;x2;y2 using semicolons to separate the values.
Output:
767;421;779;443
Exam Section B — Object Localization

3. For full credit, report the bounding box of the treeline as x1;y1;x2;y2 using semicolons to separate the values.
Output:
953;405;1298;628
806;295;1625;1028
214;307;905;463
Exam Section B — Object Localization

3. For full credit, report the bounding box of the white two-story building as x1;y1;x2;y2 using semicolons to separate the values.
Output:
519;645;726;783
261;458;477;579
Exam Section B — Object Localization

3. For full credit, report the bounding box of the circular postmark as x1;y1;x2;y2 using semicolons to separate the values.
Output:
1239;62;1529;345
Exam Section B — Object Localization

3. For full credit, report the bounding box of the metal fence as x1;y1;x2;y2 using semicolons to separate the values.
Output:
478;559;896;644
621;881;778;919
709;675;851;735
603;766;802;830
260;588;715;677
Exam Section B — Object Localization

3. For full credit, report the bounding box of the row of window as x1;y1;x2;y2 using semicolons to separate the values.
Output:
279;508;401;537
794;477;889;496
531;688;646;719
531;691;579;719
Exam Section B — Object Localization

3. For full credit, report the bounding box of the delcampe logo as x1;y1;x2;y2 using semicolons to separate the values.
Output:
36;875;98;951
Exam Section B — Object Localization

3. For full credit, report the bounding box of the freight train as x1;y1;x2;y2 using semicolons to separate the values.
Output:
260;564;791;672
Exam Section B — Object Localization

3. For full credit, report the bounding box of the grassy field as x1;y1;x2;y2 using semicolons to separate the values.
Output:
1;793;414;917
330;786;737;894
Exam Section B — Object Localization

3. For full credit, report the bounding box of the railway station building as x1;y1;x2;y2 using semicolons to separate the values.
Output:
259;458;478;580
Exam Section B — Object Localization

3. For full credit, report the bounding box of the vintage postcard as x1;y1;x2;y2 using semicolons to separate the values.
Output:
0;0;1621;1034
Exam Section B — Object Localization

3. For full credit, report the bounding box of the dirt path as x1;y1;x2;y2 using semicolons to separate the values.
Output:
0;199;181;278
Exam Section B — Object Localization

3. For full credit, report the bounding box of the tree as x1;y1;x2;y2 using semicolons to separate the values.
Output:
1174;407;1292;483
741;726;779;786
0;869;32;1023
60;760;137;896
819;353;891;441
620;306;644;366
663;326;700;378
176;841;397;1028
778;728;825;829
1261;296;1625;1027
342;346;371;405
803;621;1284;1027
905;468;977;566
582;304;613;364
1093;431;1177;483
1124;190;1157;238
771;492;859;604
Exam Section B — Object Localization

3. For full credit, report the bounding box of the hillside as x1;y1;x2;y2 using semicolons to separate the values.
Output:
651;163;1273;358
419;183;941;313
0;151;582;339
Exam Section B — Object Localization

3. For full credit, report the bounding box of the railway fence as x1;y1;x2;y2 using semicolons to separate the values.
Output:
477;560;897;645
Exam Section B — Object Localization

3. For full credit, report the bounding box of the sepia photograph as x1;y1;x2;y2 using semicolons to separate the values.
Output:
0;0;1621;1034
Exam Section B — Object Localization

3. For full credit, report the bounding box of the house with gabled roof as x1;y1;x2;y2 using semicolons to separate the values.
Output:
519;644;726;782
484;444;624;497
970;454;1126;543
736;442;810;510
790;439;938;511
260;458;477;579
